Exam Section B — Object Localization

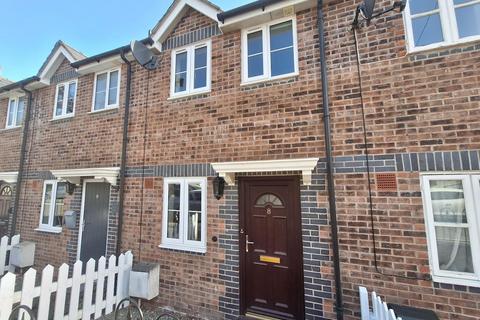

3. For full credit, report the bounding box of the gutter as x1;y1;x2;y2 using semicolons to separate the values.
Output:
10;86;34;237
0;76;39;94
317;1;344;319
217;0;278;22
71;38;153;69
116;51;133;256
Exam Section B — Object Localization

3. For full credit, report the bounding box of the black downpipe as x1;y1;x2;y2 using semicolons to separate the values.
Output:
317;1;344;319
117;51;132;256
10;87;34;237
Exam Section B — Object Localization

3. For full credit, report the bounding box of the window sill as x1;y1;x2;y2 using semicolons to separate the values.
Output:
407;37;480;55
50;114;75;122
35;226;62;234
159;243;206;254
2;126;22;132
89;106;119;115
168;90;211;101
432;274;480;288
241;72;299;87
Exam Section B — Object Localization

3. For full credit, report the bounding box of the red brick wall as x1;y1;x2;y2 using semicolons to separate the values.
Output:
0;97;23;172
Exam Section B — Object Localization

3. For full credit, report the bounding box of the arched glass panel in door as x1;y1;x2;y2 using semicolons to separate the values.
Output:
255;193;284;208
0;185;12;196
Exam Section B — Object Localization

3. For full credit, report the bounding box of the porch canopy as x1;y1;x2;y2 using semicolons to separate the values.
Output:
0;172;18;184
50;167;120;186
211;158;319;186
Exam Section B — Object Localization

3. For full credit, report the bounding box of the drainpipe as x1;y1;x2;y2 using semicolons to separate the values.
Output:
317;1;344;319
10;86;34;237
117;51;132;256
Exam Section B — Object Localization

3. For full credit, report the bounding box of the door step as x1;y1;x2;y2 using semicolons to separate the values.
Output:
245;312;280;320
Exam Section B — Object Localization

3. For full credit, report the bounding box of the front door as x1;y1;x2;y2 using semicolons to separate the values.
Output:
240;177;304;320
0;185;13;237
80;181;110;262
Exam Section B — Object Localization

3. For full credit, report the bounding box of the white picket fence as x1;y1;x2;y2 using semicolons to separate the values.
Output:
0;251;133;320
0;234;20;275
359;286;402;320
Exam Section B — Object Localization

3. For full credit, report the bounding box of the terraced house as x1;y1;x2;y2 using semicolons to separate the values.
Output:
0;0;479;319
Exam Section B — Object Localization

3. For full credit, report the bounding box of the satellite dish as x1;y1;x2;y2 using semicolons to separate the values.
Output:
130;40;158;70
359;0;376;21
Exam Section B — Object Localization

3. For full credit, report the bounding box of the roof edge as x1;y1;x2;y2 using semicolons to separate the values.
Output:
0;76;40;94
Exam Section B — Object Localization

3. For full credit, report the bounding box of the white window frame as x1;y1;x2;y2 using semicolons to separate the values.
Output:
37;180;63;233
160;177;207;253
241;16;299;85
91;68;121;112
169;40;211;99
53;79;77;119
421;174;480;287
404;0;480;53
5;96;25;129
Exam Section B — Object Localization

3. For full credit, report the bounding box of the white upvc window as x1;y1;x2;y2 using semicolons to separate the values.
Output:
404;0;480;52
241;17;299;84
421;174;480;287
38;180;67;233
170;41;211;98
53;80;77;119
92;68;120;111
161;177;207;253
5;96;25;129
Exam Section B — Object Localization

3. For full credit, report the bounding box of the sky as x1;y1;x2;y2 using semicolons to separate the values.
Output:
0;0;251;82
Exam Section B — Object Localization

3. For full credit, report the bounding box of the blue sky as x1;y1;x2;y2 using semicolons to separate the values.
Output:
0;0;250;81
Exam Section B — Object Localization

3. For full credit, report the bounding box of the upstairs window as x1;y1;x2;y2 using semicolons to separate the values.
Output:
54;80;77;119
242;18;298;84
161;177;207;253
6;96;25;128
93;69;120;111
422;175;480;287
38;180;67;233
170;41;211;98
404;0;480;52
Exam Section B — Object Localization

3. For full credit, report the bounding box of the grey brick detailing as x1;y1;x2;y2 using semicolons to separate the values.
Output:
218;185;240;319
301;166;331;319
51;70;79;84
162;24;221;50
126;164;215;177
333;150;480;173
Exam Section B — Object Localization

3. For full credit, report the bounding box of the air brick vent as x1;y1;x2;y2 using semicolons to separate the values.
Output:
376;173;397;191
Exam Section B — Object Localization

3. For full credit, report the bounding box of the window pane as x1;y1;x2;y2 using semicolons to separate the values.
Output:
194;47;207;69
248;54;263;78
455;3;480;38
271;47;295;76
430;180;467;223
42;184;53;225
175;72;187;93
66;82;76;114
412;13;444;47
7;100;15;127
454;0;475;4
108;71;119;105
53;183;66;227
247;30;263;55
194;68;207;89
187;183;202;242
270;21;293;51
94;73;107;110
16;97;25;126
175;52;188;93
435;226;474;273
167;184;181;239
175;52;187;73
56;85;65;116
410;0;439;15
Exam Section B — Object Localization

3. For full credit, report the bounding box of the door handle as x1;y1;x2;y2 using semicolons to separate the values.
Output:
246;234;254;253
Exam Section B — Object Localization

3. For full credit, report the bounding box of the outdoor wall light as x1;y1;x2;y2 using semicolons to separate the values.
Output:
66;182;76;195
213;175;225;200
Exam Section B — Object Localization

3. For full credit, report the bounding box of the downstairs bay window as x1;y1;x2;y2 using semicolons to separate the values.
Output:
38;180;67;233
161;177;207;253
421;175;480;287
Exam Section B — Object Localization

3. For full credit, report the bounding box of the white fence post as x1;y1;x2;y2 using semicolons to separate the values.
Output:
359;286;402;320
0;251;133;320
0;235;20;275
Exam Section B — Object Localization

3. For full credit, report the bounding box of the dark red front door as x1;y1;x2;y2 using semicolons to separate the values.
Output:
240;177;304;320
